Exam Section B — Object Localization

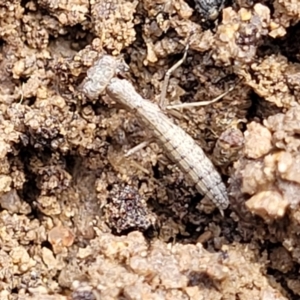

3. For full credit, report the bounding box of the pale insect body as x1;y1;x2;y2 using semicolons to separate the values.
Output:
81;55;229;213
106;78;229;212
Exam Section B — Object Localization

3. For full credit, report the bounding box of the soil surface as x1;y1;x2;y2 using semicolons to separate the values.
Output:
0;0;300;299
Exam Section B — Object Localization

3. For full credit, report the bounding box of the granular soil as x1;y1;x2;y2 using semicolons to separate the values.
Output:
0;0;300;299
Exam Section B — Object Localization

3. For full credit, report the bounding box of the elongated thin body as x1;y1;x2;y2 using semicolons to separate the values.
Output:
106;78;229;212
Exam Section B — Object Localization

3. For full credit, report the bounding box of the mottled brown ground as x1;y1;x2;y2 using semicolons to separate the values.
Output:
0;0;300;299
